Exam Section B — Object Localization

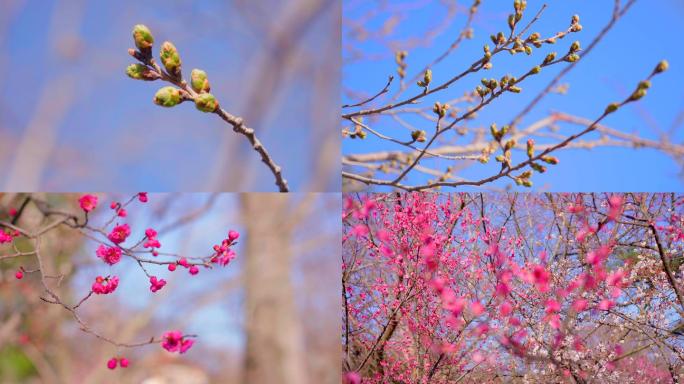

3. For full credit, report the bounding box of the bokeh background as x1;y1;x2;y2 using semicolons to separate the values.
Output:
0;0;339;192
0;193;340;383
343;0;684;191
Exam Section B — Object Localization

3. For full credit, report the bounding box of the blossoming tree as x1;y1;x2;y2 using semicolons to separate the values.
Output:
343;192;684;383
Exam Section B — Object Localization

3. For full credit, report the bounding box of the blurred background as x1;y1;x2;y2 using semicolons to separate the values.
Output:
0;0;340;192
0;193;340;383
343;0;684;191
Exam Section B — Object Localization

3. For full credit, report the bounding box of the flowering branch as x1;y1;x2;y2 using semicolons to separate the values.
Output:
0;193;239;370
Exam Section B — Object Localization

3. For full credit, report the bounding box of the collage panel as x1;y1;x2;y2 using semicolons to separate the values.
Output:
343;192;684;383
0;0;339;192
0;192;340;383
342;1;683;191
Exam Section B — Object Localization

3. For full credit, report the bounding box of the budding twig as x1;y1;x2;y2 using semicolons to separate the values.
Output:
126;25;289;192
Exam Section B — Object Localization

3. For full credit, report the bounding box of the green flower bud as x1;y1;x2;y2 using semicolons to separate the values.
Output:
160;41;182;78
638;80;651;90
526;139;535;158
570;41;581;53
605;103;619;114
508;86;522;93
629;88;646;102
126;63;159;81
357;130;367;139
490;123;501;141
417;69;432;88
132;24;154;50
153;86;182;107
565;54;580;63
497;32;506;45
654;60;669;74
524;46;532;55
194;93;219;113
522;179;533;187
190;69;211;93
530;163;546;173
495;154;505;163
508;14;516;30
411;130;427;142
543;52;557;65
530;66;541;75
541;156;559;165
504;139;516;151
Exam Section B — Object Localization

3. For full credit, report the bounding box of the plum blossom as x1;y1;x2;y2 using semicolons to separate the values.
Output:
108;224;131;244
78;194;98;212
161;330;194;354
149;276;166;293
92;276;119;295
96;245;122;265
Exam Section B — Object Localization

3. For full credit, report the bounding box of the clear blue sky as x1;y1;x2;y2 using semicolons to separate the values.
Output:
0;0;339;192
343;0;684;191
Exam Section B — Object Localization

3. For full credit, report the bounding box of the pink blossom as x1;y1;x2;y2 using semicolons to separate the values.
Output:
143;228;161;249
572;299;588;312
96;245;122;265
138;192;148;203
180;339;194;353
472;351;485;363
107;224;131;244
495;281;511;297
344;372;361;384
149;276;166;293
544;299;561;314
161;330;194;354
78;194;98;212
531;264;551;292
607;195;624;221
92;276;119;295
0;230;13;244
499;301;513;317
470;301;485;316
598;299;615;311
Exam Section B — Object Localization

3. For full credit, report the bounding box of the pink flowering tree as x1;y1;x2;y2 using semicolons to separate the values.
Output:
0;193;238;371
343;192;684;383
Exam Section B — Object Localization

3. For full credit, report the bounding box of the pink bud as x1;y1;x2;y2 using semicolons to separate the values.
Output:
189;266;199;275
119;358;129;368
228;230;240;242
15;270;23;280
107;358;117;370
168;263;176;271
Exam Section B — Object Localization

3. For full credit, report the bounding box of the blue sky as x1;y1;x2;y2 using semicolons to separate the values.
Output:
0;0;339;192
343;0;684;191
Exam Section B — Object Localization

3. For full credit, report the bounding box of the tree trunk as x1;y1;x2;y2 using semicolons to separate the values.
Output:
241;194;308;384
